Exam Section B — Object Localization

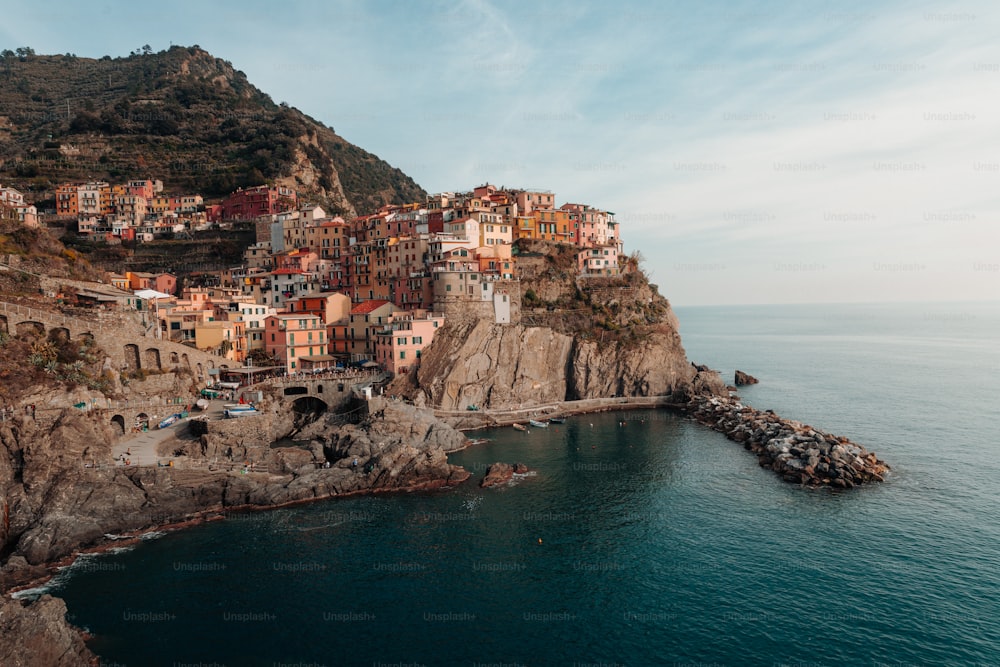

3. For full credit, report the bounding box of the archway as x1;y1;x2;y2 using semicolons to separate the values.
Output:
144;348;162;371
48;327;70;344
290;396;329;430
110;414;126;435
124;344;141;371
16;321;44;337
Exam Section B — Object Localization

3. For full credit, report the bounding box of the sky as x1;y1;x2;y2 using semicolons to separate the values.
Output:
4;0;999;305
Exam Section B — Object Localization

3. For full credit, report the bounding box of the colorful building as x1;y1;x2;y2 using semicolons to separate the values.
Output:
373;311;445;375
264;313;329;372
215;185;297;222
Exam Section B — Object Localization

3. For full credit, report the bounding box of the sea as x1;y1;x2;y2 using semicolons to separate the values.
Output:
40;302;1000;666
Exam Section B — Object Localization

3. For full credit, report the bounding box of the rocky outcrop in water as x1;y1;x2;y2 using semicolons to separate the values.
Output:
0;594;96;666
735;370;759;386
480;462;515;488
688;396;889;487
479;462;528;488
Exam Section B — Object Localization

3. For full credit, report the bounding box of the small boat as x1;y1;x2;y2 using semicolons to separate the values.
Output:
158;413;181;429
225;407;259;418
548;417;566;424
528;419;549;428
512;423;527;431
195;398;210;411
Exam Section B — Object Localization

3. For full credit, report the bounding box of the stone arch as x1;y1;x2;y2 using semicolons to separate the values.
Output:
0;314;7;334
123;344;141;370
144;348;162;371
196;362;203;381
291;395;328;421
181;353;190;371
16;321;44;337
170;351;180;368
110;414;126;435
78;332;95;346
47;327;70;344
317;384;324;394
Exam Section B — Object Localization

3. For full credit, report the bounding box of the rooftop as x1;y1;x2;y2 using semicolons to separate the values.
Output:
350;299;391;315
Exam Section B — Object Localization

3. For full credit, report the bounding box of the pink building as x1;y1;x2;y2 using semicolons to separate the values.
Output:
264;313;329;373
153;273;177;296
577;244;620;276
373;311;445;375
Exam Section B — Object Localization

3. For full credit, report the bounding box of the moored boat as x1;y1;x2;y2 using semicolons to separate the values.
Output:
528;419;549;428
548;417;566;424
225;407;259;418
512;423;527;431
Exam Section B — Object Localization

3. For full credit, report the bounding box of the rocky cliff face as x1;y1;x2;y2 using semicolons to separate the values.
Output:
0;595;96;666
411;318;724;411
403;246;727;410
0;397;469;591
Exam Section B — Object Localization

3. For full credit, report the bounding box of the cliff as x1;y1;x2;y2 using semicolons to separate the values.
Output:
410;318;723;410
0;595;96;666
398;241;727;409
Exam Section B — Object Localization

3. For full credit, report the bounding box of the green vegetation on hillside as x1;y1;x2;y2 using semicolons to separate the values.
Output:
0;45;425;215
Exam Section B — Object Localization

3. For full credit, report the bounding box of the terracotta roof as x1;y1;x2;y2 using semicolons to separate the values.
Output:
350;299;391;315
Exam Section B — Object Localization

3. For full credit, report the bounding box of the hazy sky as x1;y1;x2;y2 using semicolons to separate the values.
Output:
5;0;999;305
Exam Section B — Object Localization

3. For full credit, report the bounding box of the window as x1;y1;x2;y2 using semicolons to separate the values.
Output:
271;333;275;342
289;333;295;344
399;351;406;359
413;336;422;344
397;337;407;345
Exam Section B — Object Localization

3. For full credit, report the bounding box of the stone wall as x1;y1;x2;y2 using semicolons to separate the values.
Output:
0;300;226;382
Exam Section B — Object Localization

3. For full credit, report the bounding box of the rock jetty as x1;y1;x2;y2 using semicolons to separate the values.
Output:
687;396;889;487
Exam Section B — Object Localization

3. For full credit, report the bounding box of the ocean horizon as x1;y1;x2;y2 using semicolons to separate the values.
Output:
45;301;1000;666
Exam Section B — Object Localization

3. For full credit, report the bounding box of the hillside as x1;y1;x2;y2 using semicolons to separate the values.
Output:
0;46;425;215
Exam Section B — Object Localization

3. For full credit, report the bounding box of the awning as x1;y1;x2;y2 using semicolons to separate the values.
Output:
300;355;336;362
134;288;172;300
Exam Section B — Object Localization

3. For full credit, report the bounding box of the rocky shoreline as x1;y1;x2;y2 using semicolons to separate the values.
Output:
687;395;889;487
1;386;890;665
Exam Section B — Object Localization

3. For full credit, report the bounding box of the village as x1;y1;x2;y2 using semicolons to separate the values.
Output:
2;179;624;379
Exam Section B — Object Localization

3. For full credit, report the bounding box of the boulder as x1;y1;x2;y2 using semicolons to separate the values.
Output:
735;370;759;386
480;463;514;488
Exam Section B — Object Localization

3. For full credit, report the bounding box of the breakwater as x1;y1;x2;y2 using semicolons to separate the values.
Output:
687;396;889;487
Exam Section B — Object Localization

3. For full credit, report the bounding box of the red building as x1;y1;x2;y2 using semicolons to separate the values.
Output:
213;185;297;222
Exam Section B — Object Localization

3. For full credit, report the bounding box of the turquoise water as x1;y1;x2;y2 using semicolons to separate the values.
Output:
51;302;1000;666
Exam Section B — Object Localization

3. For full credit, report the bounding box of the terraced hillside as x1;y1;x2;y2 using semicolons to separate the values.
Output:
0;46;425;216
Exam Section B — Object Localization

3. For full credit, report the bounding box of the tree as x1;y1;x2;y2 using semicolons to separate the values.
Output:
15;46;35;61
141;44;152;55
